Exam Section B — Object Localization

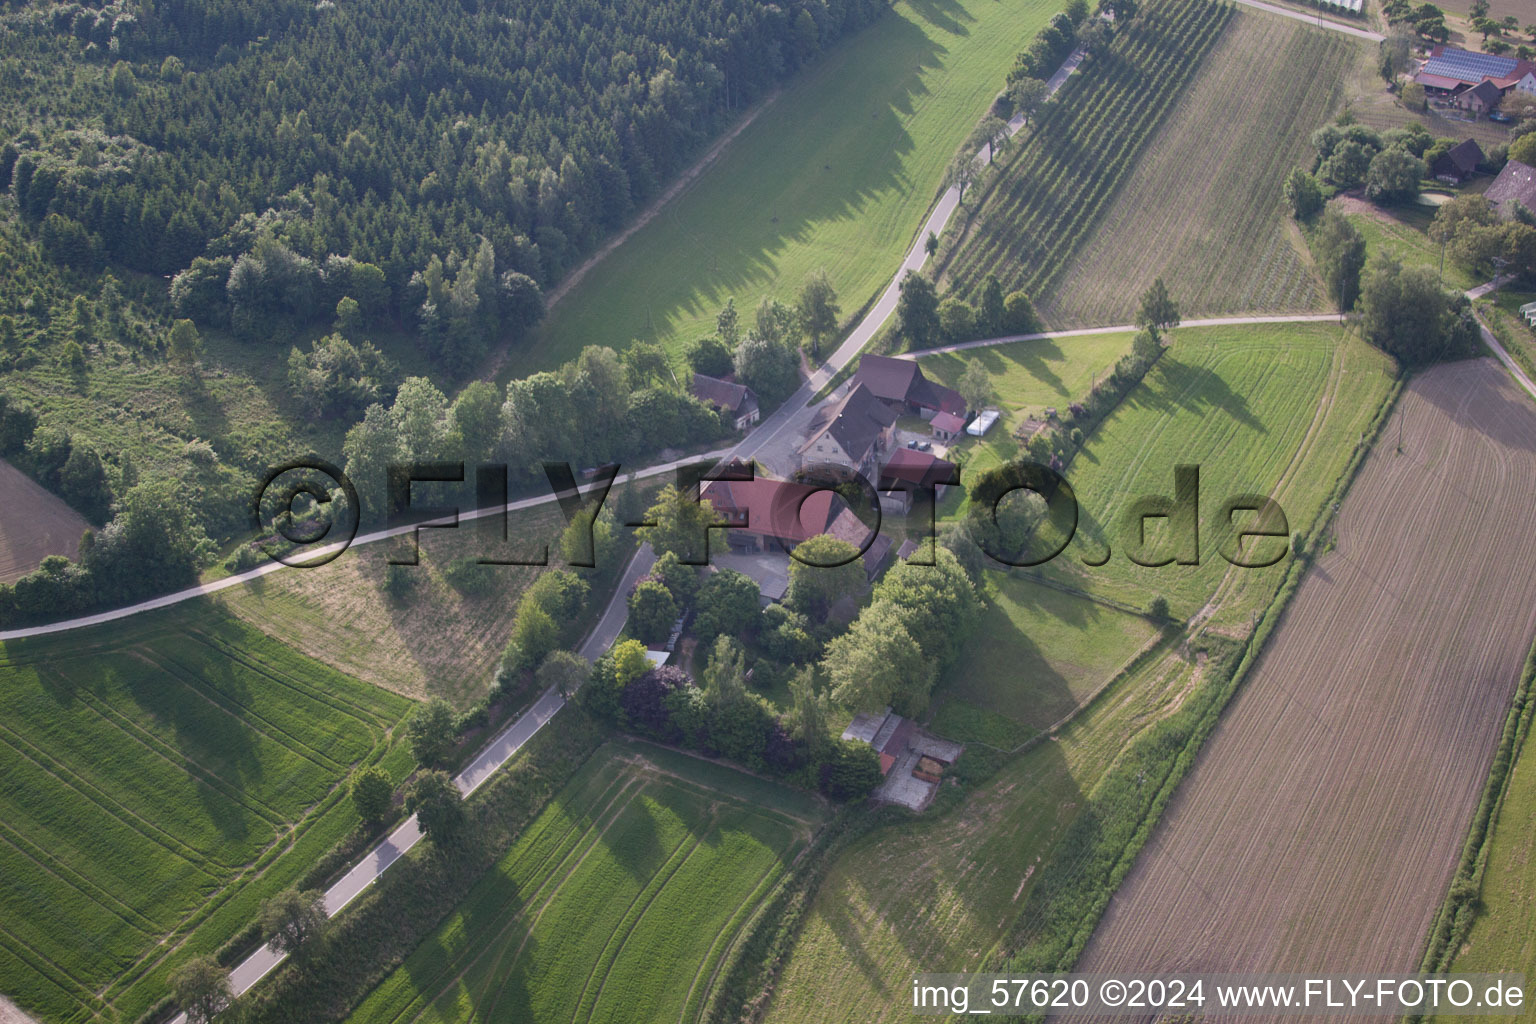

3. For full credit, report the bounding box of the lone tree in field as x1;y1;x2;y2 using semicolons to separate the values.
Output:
169;956;232;1024
350;764;394;825
944;154;978;203
536;649;589;700
958;357;993;412
1135;278;1181;341
406;769;464;848
260;888;327;957
167;318;203;366
406;697;456;768
637;483;725;563
979;274;1007;333
897;270;942;349
796;268;840;358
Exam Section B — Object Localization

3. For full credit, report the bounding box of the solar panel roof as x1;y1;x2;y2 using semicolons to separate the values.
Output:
1422;48;1519;83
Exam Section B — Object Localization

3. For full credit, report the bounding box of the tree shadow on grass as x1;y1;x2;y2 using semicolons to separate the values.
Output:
906;0;975;37
524;10;962;365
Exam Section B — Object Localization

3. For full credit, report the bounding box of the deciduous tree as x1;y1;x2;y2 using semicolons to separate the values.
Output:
350;765;393;824
406;698;456;768
405;769;464;848
786;534;864;619
259;888;327;957
168;957;231;1024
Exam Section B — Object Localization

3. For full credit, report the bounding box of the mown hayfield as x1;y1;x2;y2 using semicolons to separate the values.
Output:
930;574;1160;749
0;459;90;583
0;607;411;1024
519;0;1062;371
943;0;1232;306
345;743;822;1024
918;331;1137;419
1037;322;1394;628
1339;198;1481;292
761;630;1195;1024
1037;11;1352;326
218;501;571;705
1078;358;1536;979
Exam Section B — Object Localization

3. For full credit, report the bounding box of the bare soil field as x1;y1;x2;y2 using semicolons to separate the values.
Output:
0;458;89;582
1079;359;1536;980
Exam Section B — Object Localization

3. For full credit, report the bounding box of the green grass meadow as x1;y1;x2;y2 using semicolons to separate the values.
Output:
0;606;411;1023
1035;322;1393;626
1438;723;1536;996
344;743;822;1024
518;0;1062;372
929;574;1159;748
920;331;1138;419
1341;203;1479;293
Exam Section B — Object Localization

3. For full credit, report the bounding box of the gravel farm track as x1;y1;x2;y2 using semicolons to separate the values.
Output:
0;458;88;583
1079;358;1536;989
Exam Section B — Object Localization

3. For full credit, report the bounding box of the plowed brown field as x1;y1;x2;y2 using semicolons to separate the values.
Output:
0;458;89;582
1079;359;1536;982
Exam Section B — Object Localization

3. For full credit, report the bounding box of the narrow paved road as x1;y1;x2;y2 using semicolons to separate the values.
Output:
1467;278;1536;401
149;44;1101;1021
898;313;1344;359
1231;0;1384;40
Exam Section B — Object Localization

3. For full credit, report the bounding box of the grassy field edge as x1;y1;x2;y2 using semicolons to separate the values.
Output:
989;367;1404;977
1415;635;1536;982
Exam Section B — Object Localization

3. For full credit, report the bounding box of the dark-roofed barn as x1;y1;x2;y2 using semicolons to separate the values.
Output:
852;354;966;420
1431;139;1484;184
691;373;760;430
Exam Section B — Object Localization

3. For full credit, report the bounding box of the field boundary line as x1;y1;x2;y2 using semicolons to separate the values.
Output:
0;721;224;876
55;679;290;828
681;851;793;1024
570;822;714;1024
1415;634;1536;984
0;819;161;934
0;926;100;1015
390;771;648;1024
185;628;403;732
